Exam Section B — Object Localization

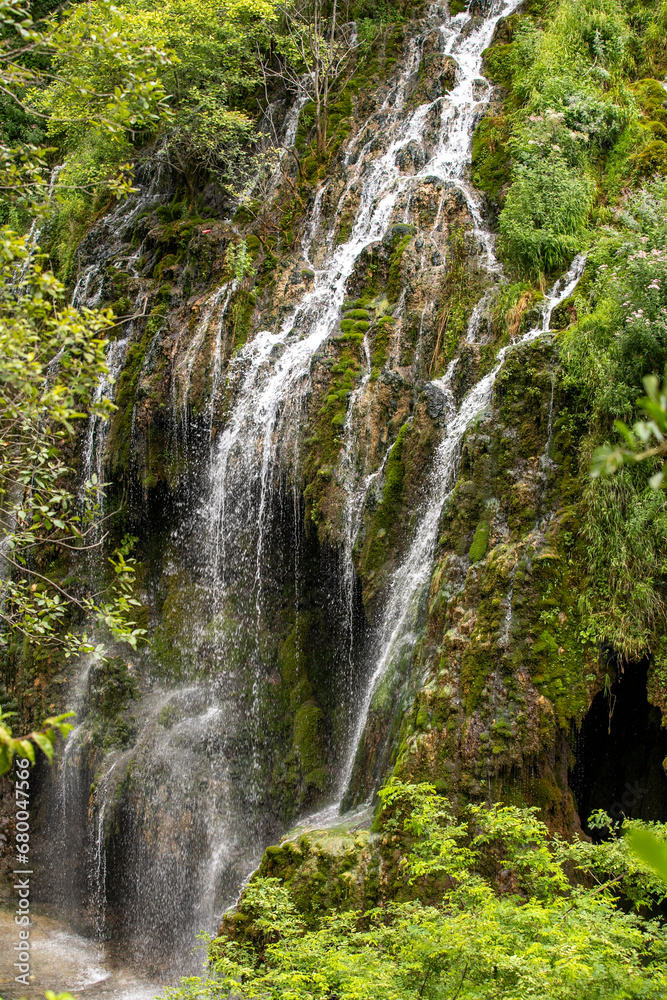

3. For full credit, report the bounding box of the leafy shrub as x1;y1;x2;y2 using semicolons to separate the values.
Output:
166;781;667;1000
580;468;667;659
498;154;593;275
562;177;667;416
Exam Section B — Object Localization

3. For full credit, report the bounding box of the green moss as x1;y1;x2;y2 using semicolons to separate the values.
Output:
229;287;257;352
357;422;410;585
387;234;412;301
429;224;485;376
153;253;179;280
293;701;325;775
372;316;394;374
87;657;139;750
158;703;179;728
523;561;594;728
106;325;158;476
375;422;409;532
469;520;490;562
234;201;260;225
483;43;515;87
416;332;598;748
151;573;209;678
633;79;667;126
472;115;511;204
302;335;363;533
634;139;667;178
155;198;187;224
226;826;377;940
326;92;353;155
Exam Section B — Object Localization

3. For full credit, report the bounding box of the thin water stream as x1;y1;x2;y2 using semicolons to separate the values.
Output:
337;253;586;804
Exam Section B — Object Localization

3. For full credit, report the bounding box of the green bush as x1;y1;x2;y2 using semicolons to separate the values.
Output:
498;155;593;275
581;468;667;659
561;177;667;417
167;781;667;1000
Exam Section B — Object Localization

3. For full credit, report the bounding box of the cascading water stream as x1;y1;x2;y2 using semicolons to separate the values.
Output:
323;0;525;789
81;336;131;500
198;9;463;644
338;253;587;804
203;0;524;583
173;280;236;447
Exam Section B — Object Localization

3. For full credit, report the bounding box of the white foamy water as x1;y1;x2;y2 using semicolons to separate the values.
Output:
0;910;162;1000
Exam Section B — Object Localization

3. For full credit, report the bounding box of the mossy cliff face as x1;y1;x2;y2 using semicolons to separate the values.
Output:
345;330;666;833
383;339;593;826
36;8;501;822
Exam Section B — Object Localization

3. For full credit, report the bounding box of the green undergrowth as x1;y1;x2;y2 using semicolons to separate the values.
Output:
168;780;667;1000
293;20;408;190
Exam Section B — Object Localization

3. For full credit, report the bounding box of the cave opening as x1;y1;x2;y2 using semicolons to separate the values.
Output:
571;660;667;836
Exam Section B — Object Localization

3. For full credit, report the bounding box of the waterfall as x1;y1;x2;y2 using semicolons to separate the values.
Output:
32;0;591;984
194;0;525;787
81;336;131;501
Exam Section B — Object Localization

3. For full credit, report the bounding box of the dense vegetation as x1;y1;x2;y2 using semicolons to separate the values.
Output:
167;781;667;999
467;0;667;674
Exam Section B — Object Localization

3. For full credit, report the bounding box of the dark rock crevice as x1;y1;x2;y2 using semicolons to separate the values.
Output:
571;660;667;836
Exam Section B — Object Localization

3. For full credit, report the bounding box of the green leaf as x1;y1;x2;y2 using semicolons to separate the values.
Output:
18;740;35;763
625;827;667;886
32;731;55;761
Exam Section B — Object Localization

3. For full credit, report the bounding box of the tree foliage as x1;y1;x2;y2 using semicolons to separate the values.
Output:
263;0;359;157
0;226;145;658
37;0;279;193
0;704;73;774
0;0;175;209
